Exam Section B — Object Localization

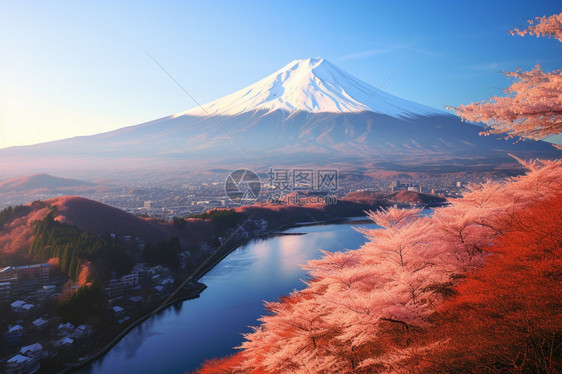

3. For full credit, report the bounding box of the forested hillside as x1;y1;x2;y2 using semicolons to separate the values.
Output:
30;211;132;280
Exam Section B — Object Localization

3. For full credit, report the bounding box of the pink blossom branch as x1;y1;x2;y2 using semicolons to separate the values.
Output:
448;65;562;140
510;13;562;42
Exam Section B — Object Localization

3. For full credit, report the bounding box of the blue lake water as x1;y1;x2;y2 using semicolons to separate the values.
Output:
78;217;378;373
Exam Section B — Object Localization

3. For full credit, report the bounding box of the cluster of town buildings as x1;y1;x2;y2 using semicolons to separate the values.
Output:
0;264;59;304
218;219;269;245
4;319;93;373
0;263;72;372
0;259;189;372
103;264;180;321
390;179;468;197
0;171;483;220
0;244;194;372
0;214;243;373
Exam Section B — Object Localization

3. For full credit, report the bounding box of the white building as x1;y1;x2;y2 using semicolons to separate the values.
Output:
112;305;125;318
57;322;74;337
4;325;23;346
76;324;93;337
68;324;92;340
32;318;48;331
53;337;73;349
5;354;40;374
7;325;23;334
129;296;144;305
21;303;34;315
10;300;25;312
20;343;43;358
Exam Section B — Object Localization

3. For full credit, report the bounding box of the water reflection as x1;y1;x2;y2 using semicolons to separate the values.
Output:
79;217;378;374
173;302;183;315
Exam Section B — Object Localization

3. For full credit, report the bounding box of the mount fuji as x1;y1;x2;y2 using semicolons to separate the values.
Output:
176;58;442;117
0;58;559;177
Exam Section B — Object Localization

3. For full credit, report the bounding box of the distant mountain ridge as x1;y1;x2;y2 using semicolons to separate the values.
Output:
0;174;93;193
0;58;559;176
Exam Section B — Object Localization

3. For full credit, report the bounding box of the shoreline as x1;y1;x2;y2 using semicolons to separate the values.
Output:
59;217;326;373
60;211;395;373
59;283;207;373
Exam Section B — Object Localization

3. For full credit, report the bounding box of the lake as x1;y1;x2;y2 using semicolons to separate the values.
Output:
78;217;378;373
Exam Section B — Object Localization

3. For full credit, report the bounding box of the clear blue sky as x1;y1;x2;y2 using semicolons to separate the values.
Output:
1;0;560;148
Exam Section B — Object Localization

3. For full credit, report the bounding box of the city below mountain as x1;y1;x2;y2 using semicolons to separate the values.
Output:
0;58;559;178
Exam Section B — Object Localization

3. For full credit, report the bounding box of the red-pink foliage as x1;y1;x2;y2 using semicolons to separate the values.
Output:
198;159;562;373
77;261;93;285
418;189;562;373
511;12;562;42
450;13;562;143
0;203;50;265
452;65;562;141
194;354;251;374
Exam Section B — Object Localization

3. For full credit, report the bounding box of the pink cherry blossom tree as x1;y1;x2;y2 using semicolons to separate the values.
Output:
449;13;562;144
198;159;562;373
227;159;562;374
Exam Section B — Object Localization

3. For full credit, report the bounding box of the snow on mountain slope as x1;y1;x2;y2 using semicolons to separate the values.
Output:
0;57;558;177
174;58;444;118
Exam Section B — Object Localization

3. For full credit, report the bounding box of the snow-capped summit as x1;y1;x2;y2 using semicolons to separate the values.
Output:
1;58;557;177
174;58;443;118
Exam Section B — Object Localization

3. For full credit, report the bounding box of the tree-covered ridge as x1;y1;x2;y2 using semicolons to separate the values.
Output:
188;209;247;231
0;204;31;230
142;236;182;268
57;279;105;325
29;210;132;281
197;159;562;373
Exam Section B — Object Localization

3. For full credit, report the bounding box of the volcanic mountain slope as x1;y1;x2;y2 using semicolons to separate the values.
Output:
0;58;559;176
177;58;442;116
